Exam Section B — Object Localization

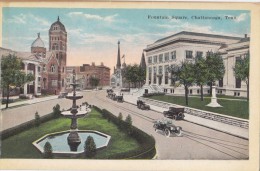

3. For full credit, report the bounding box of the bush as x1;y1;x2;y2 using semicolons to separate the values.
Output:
93;106;156;159
34;111;41;127
52;104;61;118
43;142;53;158
84;136;97;158
125;114;133;135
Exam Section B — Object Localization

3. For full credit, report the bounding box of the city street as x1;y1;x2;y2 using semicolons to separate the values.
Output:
1;90;249;159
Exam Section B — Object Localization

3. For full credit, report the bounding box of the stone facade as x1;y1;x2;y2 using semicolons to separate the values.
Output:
144;31;249;97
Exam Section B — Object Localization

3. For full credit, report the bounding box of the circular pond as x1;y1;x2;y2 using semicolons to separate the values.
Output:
33;130;111;155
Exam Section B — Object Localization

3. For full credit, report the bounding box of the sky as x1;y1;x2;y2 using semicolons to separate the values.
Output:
2;8;250;71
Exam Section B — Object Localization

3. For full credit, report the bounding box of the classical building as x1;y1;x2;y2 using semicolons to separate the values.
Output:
0;16;67;96
143;31;249;97
66;62;110;90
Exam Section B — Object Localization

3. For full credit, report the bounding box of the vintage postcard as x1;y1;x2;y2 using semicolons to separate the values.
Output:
0;1;259;171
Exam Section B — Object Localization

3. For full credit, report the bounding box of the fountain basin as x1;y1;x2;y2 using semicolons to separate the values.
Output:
33;130;111;157
61;110;90;118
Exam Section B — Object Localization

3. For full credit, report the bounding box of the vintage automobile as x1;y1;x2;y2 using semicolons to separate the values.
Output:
153;119;182;137
113;92;124;102
163;107;185;120
137;100;150;110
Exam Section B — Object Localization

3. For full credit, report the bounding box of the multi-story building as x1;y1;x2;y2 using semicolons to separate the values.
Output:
0;16;67;96
66;62;110;90
144;31;249;97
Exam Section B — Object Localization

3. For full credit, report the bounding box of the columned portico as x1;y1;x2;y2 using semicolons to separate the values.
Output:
23;62;28;95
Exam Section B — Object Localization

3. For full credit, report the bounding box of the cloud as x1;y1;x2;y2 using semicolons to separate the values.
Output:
68;12;118;22
5;13;51;27
6;13;27;24
236;13;247;23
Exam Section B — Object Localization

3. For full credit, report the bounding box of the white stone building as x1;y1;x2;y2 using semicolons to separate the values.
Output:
143;31;250;97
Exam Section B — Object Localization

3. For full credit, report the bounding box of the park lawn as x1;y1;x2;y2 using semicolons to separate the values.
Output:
148;95;249;119
1;108;140;159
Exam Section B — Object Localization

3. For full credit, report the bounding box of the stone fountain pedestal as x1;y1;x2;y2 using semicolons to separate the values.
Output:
206;86;222;107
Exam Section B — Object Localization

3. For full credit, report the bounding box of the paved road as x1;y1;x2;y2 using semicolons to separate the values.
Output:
1;90;249;159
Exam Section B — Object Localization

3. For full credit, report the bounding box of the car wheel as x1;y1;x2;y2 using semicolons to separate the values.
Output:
164;129;171;137
175;127;182;137
155;128;158;132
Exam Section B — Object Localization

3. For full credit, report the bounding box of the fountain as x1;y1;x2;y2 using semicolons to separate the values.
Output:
33;70;111;157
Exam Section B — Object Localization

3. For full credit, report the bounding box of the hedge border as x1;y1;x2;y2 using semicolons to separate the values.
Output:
1;112;59;140
93;106;156;159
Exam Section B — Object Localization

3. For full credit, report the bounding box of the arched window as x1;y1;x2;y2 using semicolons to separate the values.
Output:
52;43;59;50
51;64;55;73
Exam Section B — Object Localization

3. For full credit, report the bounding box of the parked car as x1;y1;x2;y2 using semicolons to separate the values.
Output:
137;100;150;110
153;119;182;137
113;92;124;102
163;107;185;120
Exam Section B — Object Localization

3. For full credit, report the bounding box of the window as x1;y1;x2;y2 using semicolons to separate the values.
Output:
170;51;176;60
38;77;41;82
159;54;163;62
196;51;203;58
43;65;46;72
51;64;56;73
38;66;41;72
148;57;152;64
186;50;193;59
52;43;58;50
51;80;58;87
153;56;157;63
219;78;223;87
159;66;162;74
56;54;58;59
164;52;169;61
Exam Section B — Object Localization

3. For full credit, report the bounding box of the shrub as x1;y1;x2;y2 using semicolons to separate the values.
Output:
117;112;123;129
52;104;61;118
43;142;53;158
125;114;133;135
34;111;41;127
84;136;97;158
118;112;123;120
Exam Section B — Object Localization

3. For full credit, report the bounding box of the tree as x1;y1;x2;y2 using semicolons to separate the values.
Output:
43;142;53;158
89;76;100;89
1;54;34;108
53;104;61;118
84;136;97;158
170;62;195;106
138;66;146;87
194;56;208;101
124;64;145;88
205;52;225;95
34;111;41;127
233;53;249;101
125;114;133;135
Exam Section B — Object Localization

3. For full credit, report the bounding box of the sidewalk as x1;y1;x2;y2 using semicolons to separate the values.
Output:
123;94;249;139
1;95;59;109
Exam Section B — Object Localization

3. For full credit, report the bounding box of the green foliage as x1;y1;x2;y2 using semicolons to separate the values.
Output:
43;142;53;158
52;104;61;118
124;115;133;135
233;53;249;101
169;62;195;105
34;111;41;127
89;76;100;88
1;54;35;108
118;112;123;120
205;52;225;84
84;136;97;158
124;64;145;88
194;57;208;101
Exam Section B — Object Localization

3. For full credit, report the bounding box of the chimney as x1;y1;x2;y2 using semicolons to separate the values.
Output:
101;62;104;66
92;62;95;66
245;34;247;38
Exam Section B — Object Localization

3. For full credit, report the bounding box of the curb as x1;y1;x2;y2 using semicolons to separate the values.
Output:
124;98;248;140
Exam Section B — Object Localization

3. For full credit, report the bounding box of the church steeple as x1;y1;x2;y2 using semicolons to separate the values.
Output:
116;41;121;69
140;51;146;69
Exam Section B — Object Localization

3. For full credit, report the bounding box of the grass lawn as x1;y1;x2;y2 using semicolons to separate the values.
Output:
1;108;140;158
148;95;249;119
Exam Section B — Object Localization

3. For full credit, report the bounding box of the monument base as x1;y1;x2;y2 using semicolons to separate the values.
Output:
206;97;222;107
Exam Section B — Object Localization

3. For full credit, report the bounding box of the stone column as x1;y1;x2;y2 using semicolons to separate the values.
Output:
168;72;172;85
23;62;28;95
151;66;154;85
156;66;159;85
161;66;165;86
34;64;39;95
145;66;149;85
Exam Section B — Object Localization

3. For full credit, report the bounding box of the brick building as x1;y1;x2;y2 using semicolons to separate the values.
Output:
66;62;110;90
0;16;67;96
